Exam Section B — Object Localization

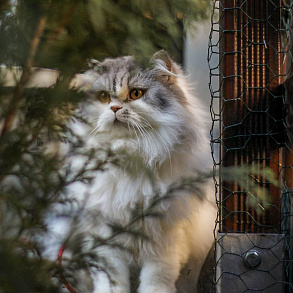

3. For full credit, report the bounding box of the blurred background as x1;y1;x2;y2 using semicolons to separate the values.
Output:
185;20;213;109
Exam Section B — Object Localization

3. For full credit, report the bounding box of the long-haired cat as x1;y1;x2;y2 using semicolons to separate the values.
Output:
67;51;216;293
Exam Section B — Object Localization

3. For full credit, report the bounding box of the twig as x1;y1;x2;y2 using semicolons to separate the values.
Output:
0;15;47;136
0;0;9;11
45;4;77;43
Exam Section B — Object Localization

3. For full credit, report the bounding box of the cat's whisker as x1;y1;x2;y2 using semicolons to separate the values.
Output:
88;118;102;135
130;114;173;165
134;111;154;118
134;121;165;165
89;124;99;136
88;127;97;138
90;125;102;138
132;120;146;138
139;119;172;160
131;119;154;155
127;122;140;150
131;120;148;144
126;121;134;139
134;111;156;125
129;113;153;132
129;120;142;151
137;117;154;130
154;131;172;164
89;118;100;129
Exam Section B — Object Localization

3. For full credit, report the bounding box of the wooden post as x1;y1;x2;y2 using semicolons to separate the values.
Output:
219;0;288;233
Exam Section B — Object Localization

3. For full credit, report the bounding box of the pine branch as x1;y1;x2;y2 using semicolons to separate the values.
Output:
0;15;47;136
0;0;10;11
46;4;77;43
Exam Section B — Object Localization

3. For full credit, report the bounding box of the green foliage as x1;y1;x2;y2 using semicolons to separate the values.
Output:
220;165;279;213
1;0;212;70
0;1;213;292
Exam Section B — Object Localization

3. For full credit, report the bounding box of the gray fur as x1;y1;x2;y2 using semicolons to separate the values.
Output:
71;52;216;293
86;56;185;111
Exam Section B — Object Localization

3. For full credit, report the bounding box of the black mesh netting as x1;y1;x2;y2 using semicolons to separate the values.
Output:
208;0;293;291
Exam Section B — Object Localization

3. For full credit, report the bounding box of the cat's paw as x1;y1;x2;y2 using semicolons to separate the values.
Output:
93;271;130;293
94;285;129;293
138;284;176;293
92;271;111;293
94;287;127;293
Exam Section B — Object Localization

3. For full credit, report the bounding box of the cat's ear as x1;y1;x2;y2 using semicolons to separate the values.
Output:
151;51;179;84
87;59;104;74
70;58;104;91
69;73;96;92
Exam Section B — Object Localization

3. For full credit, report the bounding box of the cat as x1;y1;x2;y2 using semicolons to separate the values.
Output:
65;51;216;293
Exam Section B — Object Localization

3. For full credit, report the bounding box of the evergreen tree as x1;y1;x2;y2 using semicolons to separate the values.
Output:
0;1;213;292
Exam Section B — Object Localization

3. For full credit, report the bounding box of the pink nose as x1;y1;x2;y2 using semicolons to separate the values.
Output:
111;106;122;113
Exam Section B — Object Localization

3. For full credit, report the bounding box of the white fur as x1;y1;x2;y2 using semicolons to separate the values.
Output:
65;59;216;293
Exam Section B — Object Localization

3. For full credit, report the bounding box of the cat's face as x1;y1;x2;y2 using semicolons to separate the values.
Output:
80;52;196;163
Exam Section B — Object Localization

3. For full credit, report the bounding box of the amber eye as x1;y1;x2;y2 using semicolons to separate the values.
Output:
129;89;144;100
97;91;110;103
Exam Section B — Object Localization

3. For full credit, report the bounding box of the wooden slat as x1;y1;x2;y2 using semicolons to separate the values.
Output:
219;0;287;233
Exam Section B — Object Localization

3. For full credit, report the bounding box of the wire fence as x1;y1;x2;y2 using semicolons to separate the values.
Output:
208;0;293;291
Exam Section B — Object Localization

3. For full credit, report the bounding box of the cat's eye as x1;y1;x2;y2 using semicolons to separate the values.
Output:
97;91;111;103
129;89;144;100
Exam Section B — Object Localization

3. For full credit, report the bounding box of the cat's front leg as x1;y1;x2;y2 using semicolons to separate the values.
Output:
138;256;181;293
92;271;130;293
92;250;131;293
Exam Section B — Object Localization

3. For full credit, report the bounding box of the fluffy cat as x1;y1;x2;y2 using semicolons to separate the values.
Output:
66;51;216;293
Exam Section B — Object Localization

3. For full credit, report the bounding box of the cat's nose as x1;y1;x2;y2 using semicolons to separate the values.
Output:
110;105;123;113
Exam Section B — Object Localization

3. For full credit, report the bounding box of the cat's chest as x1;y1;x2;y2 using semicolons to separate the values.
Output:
88;168;159;222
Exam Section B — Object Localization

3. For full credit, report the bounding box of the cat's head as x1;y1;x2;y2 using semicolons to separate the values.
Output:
78;51;204;165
